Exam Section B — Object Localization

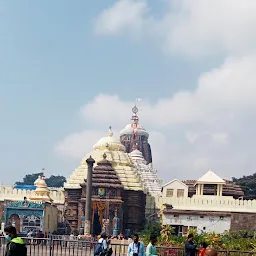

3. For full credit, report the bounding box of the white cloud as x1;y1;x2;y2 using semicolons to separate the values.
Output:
54;1;256;182
94;0;149;36
55;54;256;181
94;0;256;57
54;130;105;159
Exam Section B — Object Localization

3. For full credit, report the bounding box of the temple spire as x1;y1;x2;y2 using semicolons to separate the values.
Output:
108;126;113;137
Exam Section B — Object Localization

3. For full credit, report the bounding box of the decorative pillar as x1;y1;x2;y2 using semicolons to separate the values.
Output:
196;185;199;195
84;156;95;235
219;184;223;196
217;185;220;196
200;184;204;195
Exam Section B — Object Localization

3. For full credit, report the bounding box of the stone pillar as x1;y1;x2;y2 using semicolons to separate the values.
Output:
200;184;204;195
84;156;95;235
219;184;223;196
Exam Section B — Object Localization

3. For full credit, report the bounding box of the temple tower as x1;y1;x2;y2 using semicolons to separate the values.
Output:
120;105;152;164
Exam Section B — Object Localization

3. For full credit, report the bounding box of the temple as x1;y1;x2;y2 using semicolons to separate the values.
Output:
120;105;152;164
64;127;146;234
3;176;58;234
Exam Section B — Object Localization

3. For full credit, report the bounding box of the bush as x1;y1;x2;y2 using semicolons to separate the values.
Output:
140;226;256;251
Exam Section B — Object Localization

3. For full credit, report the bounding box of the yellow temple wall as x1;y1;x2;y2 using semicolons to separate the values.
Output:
44;204;58;233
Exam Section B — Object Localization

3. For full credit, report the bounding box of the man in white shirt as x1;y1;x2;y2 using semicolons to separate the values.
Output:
127;234;145;256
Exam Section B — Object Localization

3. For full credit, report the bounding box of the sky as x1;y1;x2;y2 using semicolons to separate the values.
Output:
1;0;256;184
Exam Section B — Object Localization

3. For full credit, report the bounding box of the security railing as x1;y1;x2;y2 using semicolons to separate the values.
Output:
0;237;256;256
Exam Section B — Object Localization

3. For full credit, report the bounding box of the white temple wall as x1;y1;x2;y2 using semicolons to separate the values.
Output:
162;213;231;234
160;195;256;213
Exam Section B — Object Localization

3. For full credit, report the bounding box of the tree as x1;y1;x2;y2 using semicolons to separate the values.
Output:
16;173;44;185
15;173;66;188
232;173;256;196
46;175;66;187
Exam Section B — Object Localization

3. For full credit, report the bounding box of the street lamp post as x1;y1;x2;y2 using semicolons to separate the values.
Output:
84;156;95;236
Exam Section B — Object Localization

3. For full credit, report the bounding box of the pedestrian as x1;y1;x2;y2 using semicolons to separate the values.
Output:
127;233;145;256
198;242;208;256
4;225;27;256
185;234;197;256
94;232;108;256
146;234;158;256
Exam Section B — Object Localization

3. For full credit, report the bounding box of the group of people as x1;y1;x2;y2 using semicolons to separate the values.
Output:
185;234;217;256
2;225;218;256
94;232;158;256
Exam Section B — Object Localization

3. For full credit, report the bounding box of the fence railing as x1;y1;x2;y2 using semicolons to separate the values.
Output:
0;237;256;256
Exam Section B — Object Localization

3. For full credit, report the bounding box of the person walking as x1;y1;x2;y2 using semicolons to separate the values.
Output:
146;234;158;256
198;242;208;256
127;234;145;256
185;234;197;256
94;232;111;256
4;226;27;256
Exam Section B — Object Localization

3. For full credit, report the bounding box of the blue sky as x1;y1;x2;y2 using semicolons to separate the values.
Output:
1;0;256;184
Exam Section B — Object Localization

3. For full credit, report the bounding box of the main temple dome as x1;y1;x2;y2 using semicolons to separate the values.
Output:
120;107;149;138
64;127;144;191
120;105;152;164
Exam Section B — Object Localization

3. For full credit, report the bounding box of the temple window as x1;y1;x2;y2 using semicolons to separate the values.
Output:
22;215;41;232
166;189;174;197
177;189;184;197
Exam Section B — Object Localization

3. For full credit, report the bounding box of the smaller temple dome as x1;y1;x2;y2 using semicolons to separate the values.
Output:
30;175;52;202
130;149;146;162
93;127;126;152
196;169;225;185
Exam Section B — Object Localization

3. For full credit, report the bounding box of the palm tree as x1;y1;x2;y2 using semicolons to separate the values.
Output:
160;225;174;242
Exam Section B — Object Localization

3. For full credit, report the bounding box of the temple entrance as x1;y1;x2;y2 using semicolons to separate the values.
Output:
22;215;41;233
7;214;21;232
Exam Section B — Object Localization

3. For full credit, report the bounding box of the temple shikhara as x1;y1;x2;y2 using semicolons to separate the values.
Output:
2;103;256;235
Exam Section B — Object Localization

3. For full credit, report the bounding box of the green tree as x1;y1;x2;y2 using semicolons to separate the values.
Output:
46;175;66;187
232;173;256;196
16;173;44;185
15;173;66;188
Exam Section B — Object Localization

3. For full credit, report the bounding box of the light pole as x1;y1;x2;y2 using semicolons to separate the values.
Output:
84;156;95;236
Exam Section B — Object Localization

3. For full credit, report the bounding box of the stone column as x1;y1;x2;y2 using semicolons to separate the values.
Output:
84;156;95;235
219;184;223;196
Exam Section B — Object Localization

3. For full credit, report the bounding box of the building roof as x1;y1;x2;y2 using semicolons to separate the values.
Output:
90;154;124;189
183;179;244;198
13;185;36;190
162;179;188;188
195;169;225;185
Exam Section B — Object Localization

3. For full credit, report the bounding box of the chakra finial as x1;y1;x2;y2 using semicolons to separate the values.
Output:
132;105;138;114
